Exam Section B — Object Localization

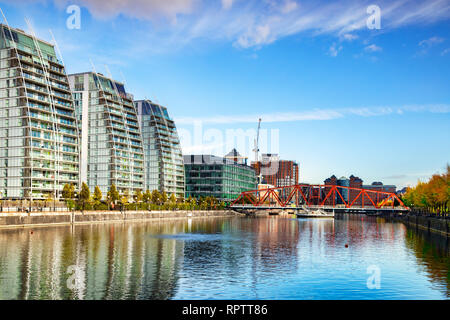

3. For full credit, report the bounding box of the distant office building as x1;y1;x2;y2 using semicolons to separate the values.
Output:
349;175;363;205
251;153;299;187
0;25;79;200
324;175;395;206
135;100;184;198
68;72;144;196
224;148;248;165
362;182;397;205
184;152;257;202
258;183;277;202
324;174;362;205
363;181;396;193
396;187;408;196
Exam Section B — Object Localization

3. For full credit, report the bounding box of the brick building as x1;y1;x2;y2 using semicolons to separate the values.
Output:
323;175;396;207
251;154;299;187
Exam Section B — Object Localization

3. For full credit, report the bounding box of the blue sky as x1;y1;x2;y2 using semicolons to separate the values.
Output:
1;0;449;188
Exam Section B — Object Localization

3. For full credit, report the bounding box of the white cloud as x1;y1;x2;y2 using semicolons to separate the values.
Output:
236;24;273;48
7;0;450;51
341;33;358;41
441;48;450;56
175;104;450;124
419;36;445;47
221;0;233;10
54;0;196;22
280;0;298;14
364;44;382;52
328;42;342;57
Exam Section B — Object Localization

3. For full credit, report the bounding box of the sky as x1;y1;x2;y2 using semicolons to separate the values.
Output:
0;0;449;188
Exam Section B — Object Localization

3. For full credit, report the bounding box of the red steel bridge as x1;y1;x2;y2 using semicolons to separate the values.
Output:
231;184;409;213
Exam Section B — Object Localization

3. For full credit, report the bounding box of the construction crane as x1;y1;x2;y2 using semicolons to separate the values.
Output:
253;118;261;163
253;118;262;184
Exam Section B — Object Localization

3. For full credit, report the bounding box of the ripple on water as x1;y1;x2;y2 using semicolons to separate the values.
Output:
149;233;235;242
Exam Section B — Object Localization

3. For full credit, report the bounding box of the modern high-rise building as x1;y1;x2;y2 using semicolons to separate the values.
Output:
68;72;144;196
0;24;79;200
135;100;184;198
184;153;257;202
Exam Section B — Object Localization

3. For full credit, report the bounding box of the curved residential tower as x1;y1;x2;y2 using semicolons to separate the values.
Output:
0;24;79;200
135;100;185;199
68;72;144;196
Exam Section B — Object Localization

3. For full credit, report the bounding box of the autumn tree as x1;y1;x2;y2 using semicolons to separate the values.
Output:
151;190;160;206
78;182;90;211
107;183;120;209
93;185;102;210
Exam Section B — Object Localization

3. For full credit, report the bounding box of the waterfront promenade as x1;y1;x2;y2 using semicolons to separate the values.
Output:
0;210;237;229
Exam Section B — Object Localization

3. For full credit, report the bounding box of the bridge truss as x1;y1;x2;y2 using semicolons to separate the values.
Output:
231;184;409;211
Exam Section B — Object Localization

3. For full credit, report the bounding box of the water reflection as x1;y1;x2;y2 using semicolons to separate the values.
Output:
403;227;449;297
0;221;186;300
0;216;448;300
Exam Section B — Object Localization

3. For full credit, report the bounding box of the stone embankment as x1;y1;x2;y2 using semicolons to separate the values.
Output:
390;214;449;237
0;210;237;229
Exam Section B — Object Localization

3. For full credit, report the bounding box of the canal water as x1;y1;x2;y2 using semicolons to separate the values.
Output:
0;215;448;300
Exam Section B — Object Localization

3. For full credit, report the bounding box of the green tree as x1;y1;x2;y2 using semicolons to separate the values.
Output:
93;186;102;210
62;183;75;210
134;189;143;203
121;189;130;209
133;189;143;210
189;196;196;210
169;194;177;210
62;183;75;200
151;190;161;206
161;191;168;205
143;189;151;209
107;183;120;209
78;182;90;211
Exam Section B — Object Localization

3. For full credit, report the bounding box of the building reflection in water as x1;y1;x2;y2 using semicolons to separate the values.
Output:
0;216;448;300
0;221;186;300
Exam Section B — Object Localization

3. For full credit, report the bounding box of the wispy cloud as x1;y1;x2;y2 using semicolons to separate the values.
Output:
340;33;358;41
221;0;234;11
10;0;450;51
175;104;450;124
54;0;196;23
442;48;450;55
328;42;342;57
415;36;445;56
364;44;382;52
419;36;445;47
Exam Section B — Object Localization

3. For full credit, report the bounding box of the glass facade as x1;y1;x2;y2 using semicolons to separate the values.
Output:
68;72;144;197
135;100;184;198
184;155;257;202
0;25;79;200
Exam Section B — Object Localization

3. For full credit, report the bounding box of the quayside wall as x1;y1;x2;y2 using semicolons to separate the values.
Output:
0;210;237;229
388;215;450;237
